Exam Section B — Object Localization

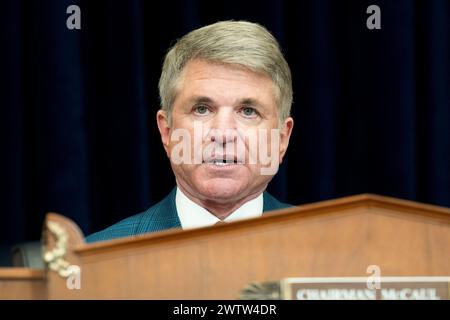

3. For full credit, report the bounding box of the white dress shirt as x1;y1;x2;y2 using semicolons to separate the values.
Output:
175;187;263;230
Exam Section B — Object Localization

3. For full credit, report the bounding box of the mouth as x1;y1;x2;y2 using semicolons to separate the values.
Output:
202;158;244;166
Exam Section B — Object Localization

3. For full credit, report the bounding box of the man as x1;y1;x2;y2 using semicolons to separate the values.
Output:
87;20;294;243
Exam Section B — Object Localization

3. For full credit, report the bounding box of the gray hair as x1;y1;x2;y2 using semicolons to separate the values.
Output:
158;20;293;125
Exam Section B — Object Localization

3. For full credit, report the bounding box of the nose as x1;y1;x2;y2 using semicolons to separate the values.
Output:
206;106;239;144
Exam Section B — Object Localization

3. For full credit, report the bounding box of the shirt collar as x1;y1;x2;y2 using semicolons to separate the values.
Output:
175;187;263;230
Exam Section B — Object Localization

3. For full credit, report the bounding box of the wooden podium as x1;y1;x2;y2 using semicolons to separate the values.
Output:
1;194;449;299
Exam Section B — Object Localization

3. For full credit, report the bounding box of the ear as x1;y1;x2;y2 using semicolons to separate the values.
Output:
156;109;171;157
279;117;294;164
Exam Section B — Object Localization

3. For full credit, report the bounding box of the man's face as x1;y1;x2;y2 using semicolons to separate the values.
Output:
157;59;293;205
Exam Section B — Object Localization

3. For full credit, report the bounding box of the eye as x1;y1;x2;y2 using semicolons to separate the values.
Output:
193;104;210;115
240;106;259;118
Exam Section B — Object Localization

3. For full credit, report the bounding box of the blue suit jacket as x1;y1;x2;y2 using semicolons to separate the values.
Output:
86;188;291;243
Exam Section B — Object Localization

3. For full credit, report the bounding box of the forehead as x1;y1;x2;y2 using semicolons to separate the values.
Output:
175;59;278;106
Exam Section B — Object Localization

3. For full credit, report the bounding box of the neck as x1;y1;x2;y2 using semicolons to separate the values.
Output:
177;184;265;220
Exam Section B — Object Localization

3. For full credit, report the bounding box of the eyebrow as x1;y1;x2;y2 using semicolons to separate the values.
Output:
238;98;265;109
188;96;215;105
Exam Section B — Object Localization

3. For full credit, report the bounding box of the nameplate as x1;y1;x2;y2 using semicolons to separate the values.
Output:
240;277;450;300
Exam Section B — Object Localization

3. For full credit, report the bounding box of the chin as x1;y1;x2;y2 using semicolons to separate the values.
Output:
199;179;244;202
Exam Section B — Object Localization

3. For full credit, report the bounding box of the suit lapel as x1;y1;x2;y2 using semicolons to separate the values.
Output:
263;191;292;212
137;189;289;234
136;188;181;234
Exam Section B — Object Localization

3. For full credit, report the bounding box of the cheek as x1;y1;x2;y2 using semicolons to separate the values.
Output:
171;164;200;185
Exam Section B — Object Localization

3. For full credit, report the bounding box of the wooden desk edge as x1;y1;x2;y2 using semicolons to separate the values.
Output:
0;268;45;280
